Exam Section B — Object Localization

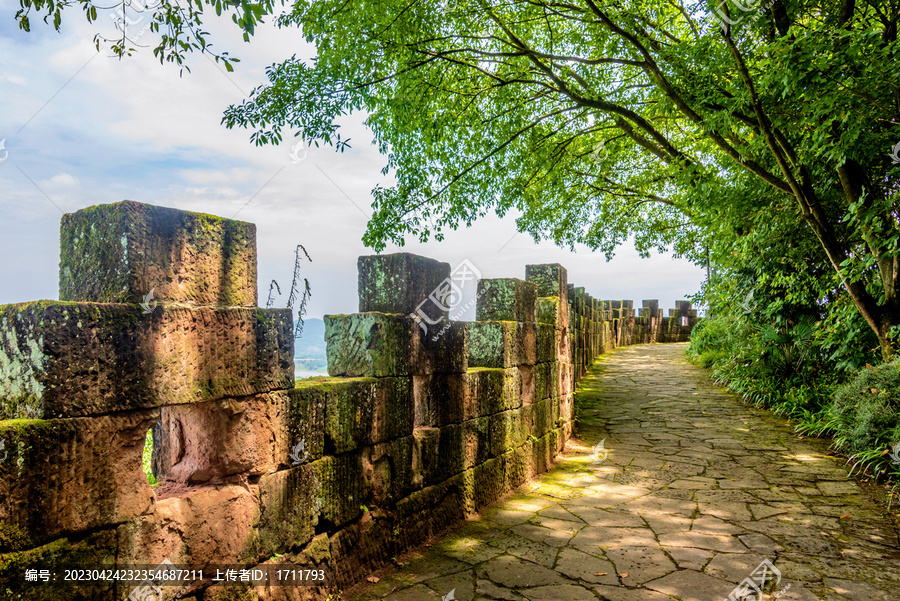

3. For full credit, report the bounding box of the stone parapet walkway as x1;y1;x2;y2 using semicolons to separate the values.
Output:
347;343;900;600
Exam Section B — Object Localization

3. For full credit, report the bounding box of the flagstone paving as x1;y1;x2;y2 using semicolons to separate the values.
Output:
346;343;900;601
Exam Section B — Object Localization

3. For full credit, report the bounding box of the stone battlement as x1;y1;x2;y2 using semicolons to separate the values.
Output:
0;201;696;600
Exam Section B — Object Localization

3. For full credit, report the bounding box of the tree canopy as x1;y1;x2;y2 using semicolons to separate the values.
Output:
14;0;900;353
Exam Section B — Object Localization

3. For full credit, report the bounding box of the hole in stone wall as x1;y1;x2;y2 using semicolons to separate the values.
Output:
142;426;159;488
681;316;688;326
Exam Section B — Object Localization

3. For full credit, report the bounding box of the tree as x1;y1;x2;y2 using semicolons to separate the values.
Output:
15;0;900;354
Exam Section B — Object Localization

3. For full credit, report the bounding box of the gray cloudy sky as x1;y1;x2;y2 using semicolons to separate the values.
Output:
0;3;704;319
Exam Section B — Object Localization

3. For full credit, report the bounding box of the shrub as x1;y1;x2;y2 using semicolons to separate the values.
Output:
832;359;900;457
697;350;728;369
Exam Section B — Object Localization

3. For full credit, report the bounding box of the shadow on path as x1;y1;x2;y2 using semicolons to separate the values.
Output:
347;343;900;601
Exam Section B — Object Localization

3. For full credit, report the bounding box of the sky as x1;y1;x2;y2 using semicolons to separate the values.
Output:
0;2;705;320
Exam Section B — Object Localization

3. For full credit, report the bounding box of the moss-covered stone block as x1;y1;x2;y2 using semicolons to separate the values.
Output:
281;385;327;467
310;453;370;529
325;313;465;377
464;368;521;417
368;435;417;504
413;373;465;427
0;302;293;420
475;279;536;323
0;412;156;546
412;427;440;489
522;398;553;438
419;319;467;374
466;321;518;368
358;253;451;321
488;408;526;457
0;530;118;600
533;362;558;400
536;323;556;364
434;423;466;485
253;465;316;559
310;377;413;454
462;417;491;469
59;200;256;306
573;287;585;315
525;264;568;302
394;475;466;549
325;313;414;377
470;456;507;511
536;297;560;327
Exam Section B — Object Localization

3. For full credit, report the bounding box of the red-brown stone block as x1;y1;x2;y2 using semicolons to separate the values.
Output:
0;302;293;420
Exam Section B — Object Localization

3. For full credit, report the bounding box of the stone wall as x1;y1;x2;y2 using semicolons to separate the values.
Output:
0;201;696;600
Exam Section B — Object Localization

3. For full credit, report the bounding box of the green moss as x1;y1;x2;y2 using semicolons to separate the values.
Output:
304;533;332;564
0;522;31;552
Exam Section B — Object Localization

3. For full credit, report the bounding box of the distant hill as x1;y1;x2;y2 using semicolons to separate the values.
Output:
294;318;327;371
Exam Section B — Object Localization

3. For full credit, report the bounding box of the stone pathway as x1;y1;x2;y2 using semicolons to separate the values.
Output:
346;344;900;601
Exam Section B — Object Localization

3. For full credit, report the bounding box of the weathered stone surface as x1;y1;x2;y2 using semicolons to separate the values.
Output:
358;253;451;320
0;302;293;419
466;321;517;368
521;398;553;438
368;435;418;504
325;313;413;377
475;279;536;323
525;264;568;301
60;200;257;306
325;313;465;377
281;385;327;466
639;299;660;317
489;408;527;457
413;427;441;488
415;373;465;427
536;323;556;363
395;475;467;548
320;377;413;453
253;465;317;558
462;417;492;470
118;484;259;566
153;394;287;483
464;368;522;418
0;411;157;545
533;362;558;400
572;287;585;314
535;297;560;327
311;453;371;528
